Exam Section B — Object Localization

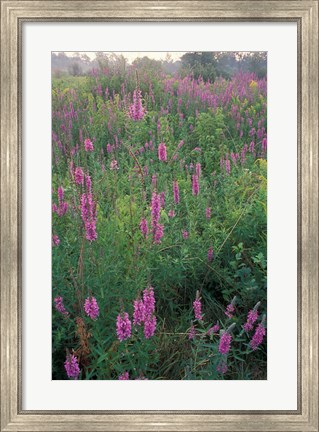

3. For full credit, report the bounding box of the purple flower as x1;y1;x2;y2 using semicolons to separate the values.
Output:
133;300;145;326
139;218;149;239
53;186;68;217
195;162;201;177
151;192;161;225
84;296;99;320
74;167;84;185
153;223;164;244
243;308;259;332
119;372;129;380
208;322;220;335
129;88;146;121
84;138;94;152
193;297;203;321
64;354;80;379
225;303;235;319
168;209;175;218
250;323;266;350
116;312;132;341
143;286;155;316
207;246;214;262
188;325;196;340
52;234;60;246
158;142;167;162
54;296;68;315
173;181;180;204
219;332;232;355
144;314;156;339
225;159;231;175
192;175;199;196
206;207;211;220
216;359;228;374
182;230;189;239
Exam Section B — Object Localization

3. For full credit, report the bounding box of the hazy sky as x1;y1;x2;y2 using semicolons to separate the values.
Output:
53;51;186;63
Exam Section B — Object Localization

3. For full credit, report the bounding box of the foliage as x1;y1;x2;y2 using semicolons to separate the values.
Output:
52;60;267;380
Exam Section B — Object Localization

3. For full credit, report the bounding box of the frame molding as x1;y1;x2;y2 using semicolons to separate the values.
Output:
1;1;318;431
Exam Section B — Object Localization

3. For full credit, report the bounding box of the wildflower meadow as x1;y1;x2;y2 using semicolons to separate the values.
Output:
52;52;267;380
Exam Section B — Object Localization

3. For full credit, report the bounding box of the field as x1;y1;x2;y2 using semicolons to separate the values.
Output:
52;54;267;380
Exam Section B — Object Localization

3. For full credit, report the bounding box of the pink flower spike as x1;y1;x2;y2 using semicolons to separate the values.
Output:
64;354;80;380
84;138;94;152
84;296;99;320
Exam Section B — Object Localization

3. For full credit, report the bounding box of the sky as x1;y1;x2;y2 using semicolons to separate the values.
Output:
54;51;186;63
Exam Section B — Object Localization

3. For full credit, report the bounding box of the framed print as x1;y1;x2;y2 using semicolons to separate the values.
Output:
1;1;318;431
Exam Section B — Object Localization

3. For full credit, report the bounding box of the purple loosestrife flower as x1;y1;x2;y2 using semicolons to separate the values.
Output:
84;296;99;320
208;322;220;335
144;314;156;339
207;246;214;262
151;192;161;225
129;88;146;121
225;159;231;175
188;325;196;340
216;359;228;374
116;312;132;341
139;218;149;239
182;230;189;239
193;295;203;321
168;210;175;218
52;234;60;246
218;331;232;355
250;322;266;350
74;167;84;185
225;297;236;319
118;372;129;380
54;296;68;315
53;187;68;217
64;354;80;380
153;223;164;244
243;303;260;332
84;138;94;152
225;303;235;319
133;300;145;326
173;181;180;204
158;142;167;162
192;175;199;196
195;162;201;177
143;286;155;316
206;207;211;220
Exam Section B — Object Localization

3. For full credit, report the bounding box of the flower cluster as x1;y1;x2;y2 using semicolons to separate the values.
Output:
54;296;68;316
64;354;80;379
173;181;180;204
193;296;203;321
151;192;164;244
158;142;167;162
81;175;97;241
118;372;129;380
52;186;68;217
218;331;232;355
84;296;99;320
84;138;94;152
129;88;146;121
116;312;132;341
250;322;266;350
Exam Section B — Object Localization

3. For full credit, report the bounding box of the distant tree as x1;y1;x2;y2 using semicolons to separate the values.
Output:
68;62;82;76
180;52;216;82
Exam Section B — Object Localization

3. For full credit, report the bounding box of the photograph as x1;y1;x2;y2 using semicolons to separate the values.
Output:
52;51;268;380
